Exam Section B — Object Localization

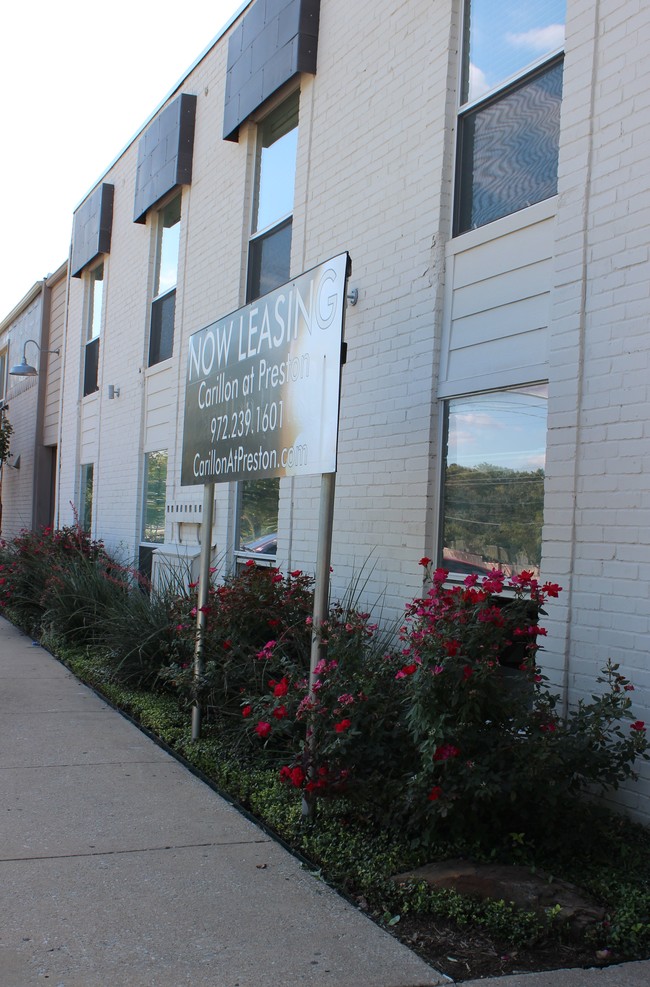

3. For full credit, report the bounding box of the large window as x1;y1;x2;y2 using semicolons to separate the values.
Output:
455;0;565;234
149;196;181;366
142;451;168;544
440;386;548;577
80;463;94;533
246;91;299;302
83;263;103;396
236;92;299;560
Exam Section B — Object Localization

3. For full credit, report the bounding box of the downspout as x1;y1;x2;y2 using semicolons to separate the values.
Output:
559;0;600;717
31;279;51;530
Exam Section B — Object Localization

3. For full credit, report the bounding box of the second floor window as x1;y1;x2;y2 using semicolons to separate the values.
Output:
247;91;299;302
149;195;181;366
83;263;103;396
454;0;566;235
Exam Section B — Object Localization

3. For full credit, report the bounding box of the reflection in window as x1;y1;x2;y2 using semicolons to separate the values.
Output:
80;463;94;533
455;0;565;234
462;0;566;103
143;451;168;543
440;386;547;576
237;478;279;555
456;59;563;233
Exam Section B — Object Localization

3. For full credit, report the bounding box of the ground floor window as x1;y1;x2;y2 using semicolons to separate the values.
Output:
440;385;547;577
142;451;167;544
236;477;279;558
79;463;94;533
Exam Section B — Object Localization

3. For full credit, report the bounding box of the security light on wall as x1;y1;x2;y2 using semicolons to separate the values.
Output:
10;339;60;377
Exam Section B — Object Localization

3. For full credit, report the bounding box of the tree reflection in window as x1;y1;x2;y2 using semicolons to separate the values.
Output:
441;386;547;576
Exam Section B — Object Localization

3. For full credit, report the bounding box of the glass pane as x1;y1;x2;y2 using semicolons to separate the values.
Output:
143;450;168;544
462;0;566;103
238;478;279;554
155;196;181;297
456;59;562;234
247;220;292;302
80;463;93;533
83;337;99;397
253;92;299;234
149;289;176;366
88;263;104;341
441;386;547;577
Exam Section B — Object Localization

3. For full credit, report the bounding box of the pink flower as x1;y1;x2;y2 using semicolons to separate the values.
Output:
255;721;271;738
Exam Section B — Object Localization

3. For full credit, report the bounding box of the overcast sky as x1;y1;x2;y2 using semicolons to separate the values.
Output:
0;0;245;319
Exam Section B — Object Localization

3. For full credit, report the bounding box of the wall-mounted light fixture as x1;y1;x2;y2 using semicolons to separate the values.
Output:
107;385;120;400
9;339;60;377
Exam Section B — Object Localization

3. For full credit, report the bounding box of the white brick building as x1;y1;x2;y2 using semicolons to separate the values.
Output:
4;0;650;818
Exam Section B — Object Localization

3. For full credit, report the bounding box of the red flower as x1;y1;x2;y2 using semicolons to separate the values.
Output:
419;557;432;567
273;677;289;697
290;766;305;787
462;665;473;681
433;744;460;761
272;705;287;720
255;721;271;738
427;786;443;802
631;721;646;732
539;722;556;733
241;705;253;718
290;569;302;577
542;582;562;598
334;718;351;733
245;559;256;567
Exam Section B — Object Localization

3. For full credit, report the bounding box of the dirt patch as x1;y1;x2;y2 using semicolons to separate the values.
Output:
391;914;611;981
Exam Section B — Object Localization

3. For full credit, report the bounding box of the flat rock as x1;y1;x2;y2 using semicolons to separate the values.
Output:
392;860;605;931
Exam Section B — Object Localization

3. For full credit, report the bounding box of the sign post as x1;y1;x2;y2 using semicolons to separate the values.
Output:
191;480;214;741
181;253;351;739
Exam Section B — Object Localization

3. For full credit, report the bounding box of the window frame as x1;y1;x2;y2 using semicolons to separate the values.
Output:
83;262;104;397
437;384;548;581
236;91;300;562
141;450;168;545
148;194;181;367
453;0;565;236
79;463;94;533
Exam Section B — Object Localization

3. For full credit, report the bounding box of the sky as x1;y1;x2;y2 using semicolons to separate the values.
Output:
0;0;246;319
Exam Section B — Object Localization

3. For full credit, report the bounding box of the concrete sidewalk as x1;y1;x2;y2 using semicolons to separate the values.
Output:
1;616;648;987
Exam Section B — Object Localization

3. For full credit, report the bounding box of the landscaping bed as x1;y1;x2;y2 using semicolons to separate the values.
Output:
2;525;649;980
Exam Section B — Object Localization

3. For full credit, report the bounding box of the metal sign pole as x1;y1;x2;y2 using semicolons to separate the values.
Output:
302;474;336;821
191;481;215;741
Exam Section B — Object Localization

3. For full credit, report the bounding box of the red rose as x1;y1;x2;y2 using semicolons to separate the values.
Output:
272;705;287;720
334;718;351;733
273;677;289;697
419;557;432;567
255;721;271;738
427;786;443;802
241;705;253;718
631;721;646;732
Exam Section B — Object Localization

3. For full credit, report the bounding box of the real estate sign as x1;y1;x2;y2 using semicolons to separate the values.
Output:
181;253;349;486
